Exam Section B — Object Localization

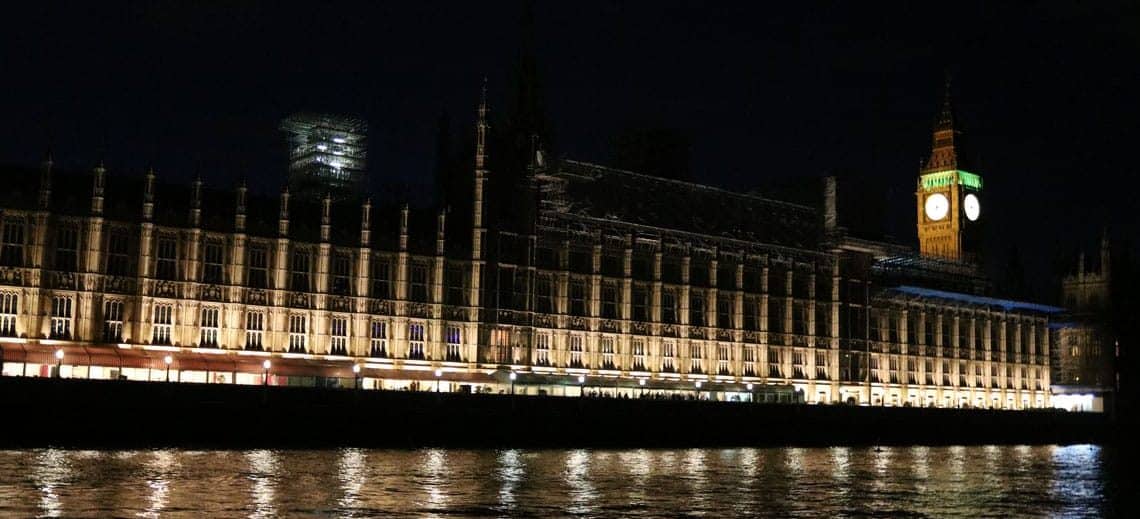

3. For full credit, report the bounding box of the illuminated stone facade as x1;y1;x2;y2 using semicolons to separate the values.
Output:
0;89;1057;409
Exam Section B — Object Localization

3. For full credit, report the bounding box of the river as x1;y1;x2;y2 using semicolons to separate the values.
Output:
0;445;1126;517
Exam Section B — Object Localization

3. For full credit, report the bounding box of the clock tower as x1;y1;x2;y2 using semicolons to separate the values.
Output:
916;81;983;261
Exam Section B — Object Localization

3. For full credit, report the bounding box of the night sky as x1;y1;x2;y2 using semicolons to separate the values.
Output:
3;1;1138;301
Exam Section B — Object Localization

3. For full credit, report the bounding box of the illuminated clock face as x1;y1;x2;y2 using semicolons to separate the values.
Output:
963;193;981;221
924;193;949;221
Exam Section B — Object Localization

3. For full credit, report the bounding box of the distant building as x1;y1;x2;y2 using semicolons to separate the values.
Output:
1052;233;1117;412
280;113;367;201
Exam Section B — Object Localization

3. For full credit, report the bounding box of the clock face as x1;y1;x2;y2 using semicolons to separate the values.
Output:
964;193;981;221
924;193;949;221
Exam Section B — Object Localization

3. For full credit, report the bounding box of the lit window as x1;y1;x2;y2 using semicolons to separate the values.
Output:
631;339;646;371
0;292;18;337
330;316;349;355
288;314;307;353
600;336;616;369
102;300;124;343
408;323;425;359
369;320;388;357
689;343;703;374
152;303;173;345
445;325;461;361
245;310;265;351
742;345;756;376
535;333;551;366
200;307;220;347
661;341;676;372
51;296;74;339
717;343;730;375
569;335;584;368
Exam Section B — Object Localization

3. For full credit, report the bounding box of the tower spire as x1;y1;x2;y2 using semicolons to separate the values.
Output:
924;75;958;172
476;76;488;171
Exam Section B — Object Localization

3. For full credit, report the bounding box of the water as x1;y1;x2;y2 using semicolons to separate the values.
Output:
0;445;1126;517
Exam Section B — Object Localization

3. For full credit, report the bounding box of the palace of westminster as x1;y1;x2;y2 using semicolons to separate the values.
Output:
0;81;1116;412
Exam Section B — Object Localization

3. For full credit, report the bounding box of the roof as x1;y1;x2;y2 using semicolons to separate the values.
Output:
547;160;821;249
887;285;1064;314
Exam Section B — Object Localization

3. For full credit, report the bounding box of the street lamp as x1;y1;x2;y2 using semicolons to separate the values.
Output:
54;349;64;378
262;359;271;386
352;363;361;389
695;380;702;400
639;377;646;398
577;374;585;397
435;368;443;392
509;371;517;395
164;355;173;382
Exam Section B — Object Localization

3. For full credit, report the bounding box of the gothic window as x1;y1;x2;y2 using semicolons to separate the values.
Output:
601;282;618;319
689;343;703;374
662;289;677;324
331;252;351;295
445;265;465;307
631;338;646;371
288;314;307;353
51;296;73;339
535;333;551;366
742;345;756;376
54;225;79;272
536;275;554;314
717;343;730;375
631;283;649;322
200;307;220;347
106;231;130;276
152;303;172;345
716;294;732;329
690;291;705;327
569;335;584;368
369;320;388;357
569;279;587;317
743;297;759;331
661;341;676;372
290;250;311;291
371;257;391;298
816;351;829;380
410;262;429;302
445;325;461;361
247;246;268;289
330;316;348;355
0;218;25;267
0;292;17;337
600;336;616;369
155;237;177;280
245;310;265;351
408;322;425;359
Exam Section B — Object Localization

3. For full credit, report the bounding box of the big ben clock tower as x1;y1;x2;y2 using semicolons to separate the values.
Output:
916;82;983;262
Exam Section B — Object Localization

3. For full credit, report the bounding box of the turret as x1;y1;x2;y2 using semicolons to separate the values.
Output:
189;174;203;227
320;193;332;242
91;161;106;216
38;153;53;209
142;167;156;221
278;186;290;237
360;198;372;247
235;181;247;232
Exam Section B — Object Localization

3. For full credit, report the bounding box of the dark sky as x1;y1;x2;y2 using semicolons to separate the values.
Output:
3;1;1138;301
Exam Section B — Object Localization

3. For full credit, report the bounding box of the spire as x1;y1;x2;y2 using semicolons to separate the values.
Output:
142;167;156;221
359;198;372;247
923;74;959;172
1100;228;1110;277
190;174;203;227
91;161;106;216
476;76;489;171
278;186;290;237
235;180;247;232
320;192;332;242
38;152;53;209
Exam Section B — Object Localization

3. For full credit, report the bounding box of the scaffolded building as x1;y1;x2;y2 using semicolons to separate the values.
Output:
280;113;367;201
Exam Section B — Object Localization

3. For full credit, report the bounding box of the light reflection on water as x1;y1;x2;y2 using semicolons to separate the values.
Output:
0;445;1118;517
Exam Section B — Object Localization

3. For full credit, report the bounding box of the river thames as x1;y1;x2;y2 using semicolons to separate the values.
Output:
0;445;1127;517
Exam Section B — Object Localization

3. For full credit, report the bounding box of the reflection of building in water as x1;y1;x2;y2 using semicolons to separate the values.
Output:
0;83;1071;411
1051;232;1117;412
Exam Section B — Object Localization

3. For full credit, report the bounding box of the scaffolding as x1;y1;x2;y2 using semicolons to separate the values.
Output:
280;113;368;200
